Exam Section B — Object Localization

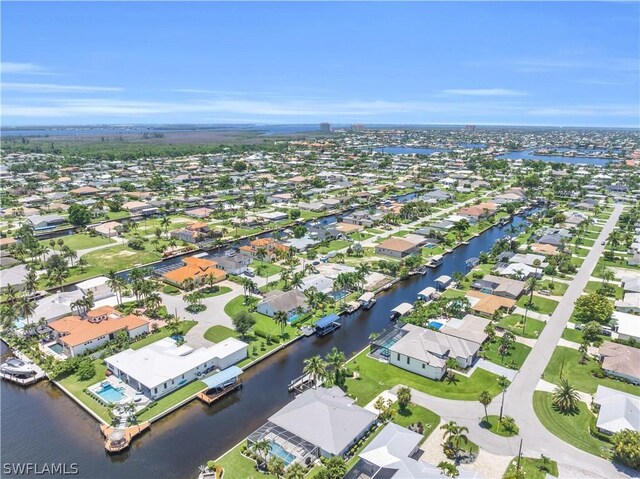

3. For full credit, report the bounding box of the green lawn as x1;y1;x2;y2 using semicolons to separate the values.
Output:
200;286;232;298
498;314;546;339
137;380;207;422
392;403;440;441
204;325;236;343
250;260;283;278
350;232;373;242
584;281;623;300
217;442;276;479
542;346;640;395
391;230;411;237
314;239;351;254
106;211;130;220
345;349;506;405
82;244;161;274
561;326;584;343
43;233;115;251
481;415;519;437
130;321;197;350
516;295;558;315
535;280;568;296
503;457;558;479
533;391;611;458
57;359;111;422
482;339;531;370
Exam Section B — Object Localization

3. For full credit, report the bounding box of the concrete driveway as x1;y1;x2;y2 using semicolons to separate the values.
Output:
159;280;243;348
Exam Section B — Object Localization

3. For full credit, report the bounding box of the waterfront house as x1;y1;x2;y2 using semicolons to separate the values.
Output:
375;238;418;259
185;207;214;219
388;323;481;380
529;243;558;256
471;274;527;300
211;254;250;275
50;306;150;357
105;337;248;399
162;257;226;289
92;220;123;237
33;290;83;323
0;264;29;292
26;214;66;230
256;289;309;319
598;341;640;385
247;387;376;467
593;385;640;435
170;222;219;244
465;290;516;317
239;237;289;262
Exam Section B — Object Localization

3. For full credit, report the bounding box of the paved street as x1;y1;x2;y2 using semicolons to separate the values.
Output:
392;205;638;478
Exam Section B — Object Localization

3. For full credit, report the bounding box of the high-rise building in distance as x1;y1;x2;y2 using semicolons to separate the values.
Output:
320;122;332;133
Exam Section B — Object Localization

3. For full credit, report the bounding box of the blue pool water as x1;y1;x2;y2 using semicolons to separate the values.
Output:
287;314;300;324
269;442;295;466
47;343;64;354
428;321;444;330
96;384;126;403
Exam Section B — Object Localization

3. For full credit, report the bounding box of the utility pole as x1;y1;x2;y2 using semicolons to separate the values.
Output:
559;354;565;380
516;438;523;471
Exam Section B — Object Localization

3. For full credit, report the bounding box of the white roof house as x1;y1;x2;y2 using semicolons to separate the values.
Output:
300;274;334;295
34;290;83;322
357;422;482;479
593;385;640;435
105;337;247;398
612;310;640;342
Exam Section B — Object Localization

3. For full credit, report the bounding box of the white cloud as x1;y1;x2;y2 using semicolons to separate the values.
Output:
2;82;123;93
528;105;638;117
1;62;49;74
442;88;528;97
515;58;639;73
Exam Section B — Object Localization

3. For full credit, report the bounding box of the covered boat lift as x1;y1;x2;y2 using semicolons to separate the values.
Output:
390;302;413;320
314;313;341;336
197;366;243;405
417;286;436;301
435;275;452;290
357;292;377;309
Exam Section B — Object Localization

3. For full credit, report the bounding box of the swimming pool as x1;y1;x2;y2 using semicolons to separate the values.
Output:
428;321;444;330
269;442;295;466
95;384;126;403
47;343;64;354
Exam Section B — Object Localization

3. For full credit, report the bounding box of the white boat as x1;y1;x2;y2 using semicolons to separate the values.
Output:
0;357;37;377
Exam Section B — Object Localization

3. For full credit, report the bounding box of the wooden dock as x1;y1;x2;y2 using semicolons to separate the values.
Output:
100;422;150;453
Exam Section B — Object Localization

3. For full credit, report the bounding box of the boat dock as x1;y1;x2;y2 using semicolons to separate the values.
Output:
100;422;150;453
287;373;324;394
314;313;341;336
196;366;243;405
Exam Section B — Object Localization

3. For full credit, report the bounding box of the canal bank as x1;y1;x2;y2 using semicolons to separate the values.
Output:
0;211;535;479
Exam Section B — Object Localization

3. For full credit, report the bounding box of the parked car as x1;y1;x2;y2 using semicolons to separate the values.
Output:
539;290;550;296
244;269;255;277
601;241;606;245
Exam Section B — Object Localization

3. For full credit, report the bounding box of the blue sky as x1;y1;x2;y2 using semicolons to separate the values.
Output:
2;1;639;127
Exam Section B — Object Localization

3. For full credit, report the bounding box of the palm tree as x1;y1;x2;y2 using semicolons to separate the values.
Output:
325;347;346;386
161;216;171;236
268;456;285;477
552;379;580;414
107;271;126;306
501;416;517;434
273;310;288;337
303;355;327;389
250;439;271;468
285;462;306;479
478;391;493;423
24;269;38;296
17;296;36;327
440;420;469;461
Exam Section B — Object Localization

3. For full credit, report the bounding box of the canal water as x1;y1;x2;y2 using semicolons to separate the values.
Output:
0;213;533;479
495;149;612;166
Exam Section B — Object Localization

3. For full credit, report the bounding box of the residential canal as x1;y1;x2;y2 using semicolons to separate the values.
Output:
1;213;534;479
